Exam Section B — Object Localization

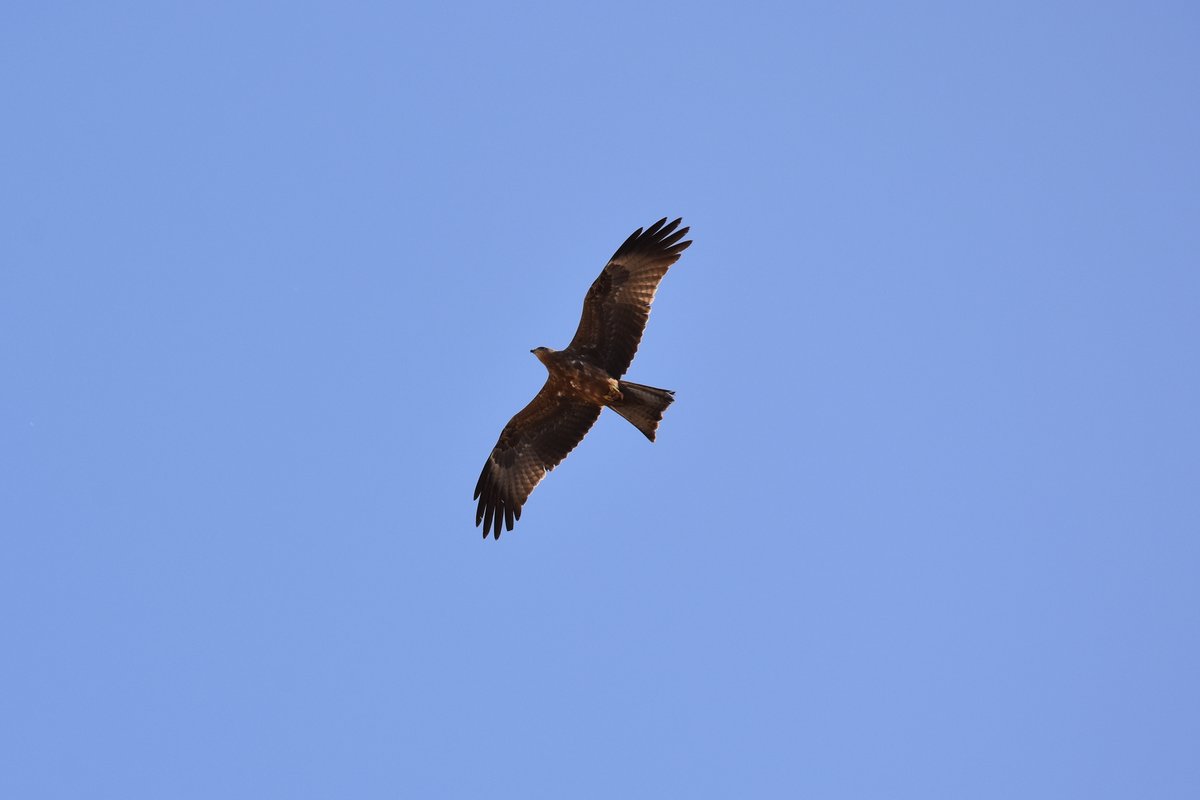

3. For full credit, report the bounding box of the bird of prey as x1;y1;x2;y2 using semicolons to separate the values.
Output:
474;217;692;538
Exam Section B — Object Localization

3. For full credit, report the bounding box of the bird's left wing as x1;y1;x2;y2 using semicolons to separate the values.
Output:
474;381;602;538
567;217;691;377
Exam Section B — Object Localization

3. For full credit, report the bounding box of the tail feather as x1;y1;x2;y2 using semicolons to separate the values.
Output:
608;381;675;441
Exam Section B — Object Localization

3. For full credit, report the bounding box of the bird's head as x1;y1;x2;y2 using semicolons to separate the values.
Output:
530;346;554;364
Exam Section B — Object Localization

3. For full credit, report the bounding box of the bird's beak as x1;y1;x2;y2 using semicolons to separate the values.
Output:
530;349;536;354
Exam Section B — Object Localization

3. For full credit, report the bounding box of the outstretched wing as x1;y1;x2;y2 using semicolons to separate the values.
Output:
567;217;691;377
474;382;602;539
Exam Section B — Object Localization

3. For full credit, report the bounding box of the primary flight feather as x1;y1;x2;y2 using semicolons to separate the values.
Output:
473;217;692;538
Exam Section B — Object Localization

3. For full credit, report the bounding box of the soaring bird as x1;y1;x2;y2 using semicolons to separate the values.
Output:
473;217;691;538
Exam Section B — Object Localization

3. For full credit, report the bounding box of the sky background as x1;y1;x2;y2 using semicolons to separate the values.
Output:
3;2;1199;797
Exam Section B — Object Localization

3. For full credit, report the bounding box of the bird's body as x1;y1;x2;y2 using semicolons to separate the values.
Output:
474;217;692;538
533;348;622;405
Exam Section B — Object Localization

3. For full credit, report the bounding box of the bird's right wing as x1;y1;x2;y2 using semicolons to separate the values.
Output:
474;381;602;538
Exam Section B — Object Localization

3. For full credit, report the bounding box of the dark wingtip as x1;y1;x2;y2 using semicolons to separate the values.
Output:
644;217;668;237
611;217;693;262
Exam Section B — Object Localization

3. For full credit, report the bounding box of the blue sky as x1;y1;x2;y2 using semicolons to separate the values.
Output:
3;2;1198;797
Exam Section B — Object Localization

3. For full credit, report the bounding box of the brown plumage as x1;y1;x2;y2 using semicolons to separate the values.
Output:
474;217;692;538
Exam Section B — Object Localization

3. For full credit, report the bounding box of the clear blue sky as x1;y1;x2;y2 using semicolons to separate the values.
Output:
3;2;1198;797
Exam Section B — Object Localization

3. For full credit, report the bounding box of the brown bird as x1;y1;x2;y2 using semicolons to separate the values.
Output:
474;217;692;538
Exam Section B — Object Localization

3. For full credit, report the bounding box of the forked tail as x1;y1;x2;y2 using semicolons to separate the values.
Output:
608;381;675;442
